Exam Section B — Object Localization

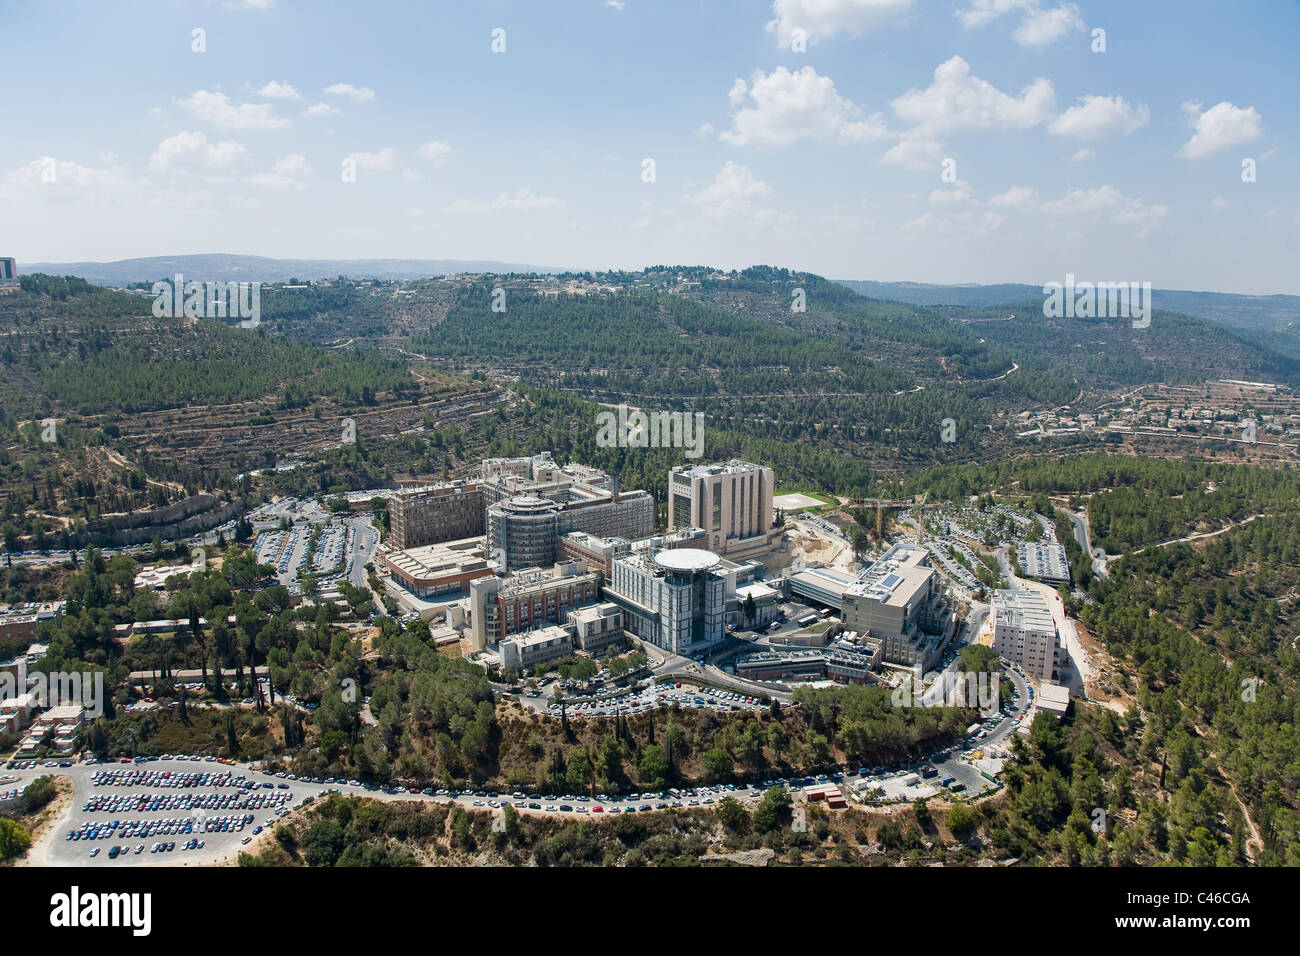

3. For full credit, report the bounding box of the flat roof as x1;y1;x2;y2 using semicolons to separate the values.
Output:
653;548;720;572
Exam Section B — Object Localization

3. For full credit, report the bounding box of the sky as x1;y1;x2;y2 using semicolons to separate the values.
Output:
1;0;1297;293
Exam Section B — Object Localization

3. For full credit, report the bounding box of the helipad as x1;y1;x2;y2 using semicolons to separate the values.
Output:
653;548;721;572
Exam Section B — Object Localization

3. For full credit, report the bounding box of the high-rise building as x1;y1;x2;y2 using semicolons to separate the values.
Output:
0;258;16;283
668;460;777;557
991;589;1066;683
605;547;727;655
468;560;601;651
388;481;485;550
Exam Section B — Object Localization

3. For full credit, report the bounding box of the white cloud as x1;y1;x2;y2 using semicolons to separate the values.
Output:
1014;3;1084;47
148;131;248;172
325;83;375;102
1178;101;1263;159
1211;196;1231;211
605;0;625;9
272;154;311;176
891;56;1055;135
987;185;1036;208
257;81;301;100
766;0;915;46
346;148;399;172
880;135;943;170
695;122;716;138
903;209;1005;235
1068;148;1095;162
419;141;452;166
720;66;890;147
250;155;310;189
929;181;973;204
1041;185;1168;236
956;0;1083;48
0;157;131;200
1049;95;1149;139
176;90;289;130
688;161;773;220
303;102;339;118
447;188;565;214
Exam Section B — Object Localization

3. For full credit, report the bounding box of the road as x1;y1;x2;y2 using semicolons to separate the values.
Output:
1062;508;1109;579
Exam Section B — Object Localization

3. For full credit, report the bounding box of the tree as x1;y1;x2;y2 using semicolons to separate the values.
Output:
638;744;669;790
703;745;734;783
716;795;750;832
752;786;791;833
0;818;32;860
947;803;977;837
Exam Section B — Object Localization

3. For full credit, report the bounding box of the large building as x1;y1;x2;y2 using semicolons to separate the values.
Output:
991;588;1066;683
388;480;485;550
605;547;727;655
567;602;625;653
668;460;778;557
498;624;574;673
379;537;496;599
390;454;652;564
468;560;601;652
0;603;63;643
841;543;955;673
0;258;16;284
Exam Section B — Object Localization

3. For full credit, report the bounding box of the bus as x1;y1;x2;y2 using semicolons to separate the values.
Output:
797;613;818;627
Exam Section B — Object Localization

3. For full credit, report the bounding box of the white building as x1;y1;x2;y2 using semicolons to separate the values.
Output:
991;589;1064;683
498;624;574;672
606;548;727;655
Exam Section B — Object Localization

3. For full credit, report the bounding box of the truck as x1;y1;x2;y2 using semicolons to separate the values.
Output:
966;722;982;737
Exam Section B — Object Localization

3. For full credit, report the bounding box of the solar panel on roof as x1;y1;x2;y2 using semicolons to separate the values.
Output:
880;572;902;590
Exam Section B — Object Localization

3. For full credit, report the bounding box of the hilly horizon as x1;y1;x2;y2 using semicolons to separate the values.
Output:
17;252;565;285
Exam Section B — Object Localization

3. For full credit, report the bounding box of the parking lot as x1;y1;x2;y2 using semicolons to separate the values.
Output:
540;681;769;718
6;756;324;867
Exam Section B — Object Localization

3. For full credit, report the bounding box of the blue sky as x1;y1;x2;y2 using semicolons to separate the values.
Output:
1;0;1296;292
